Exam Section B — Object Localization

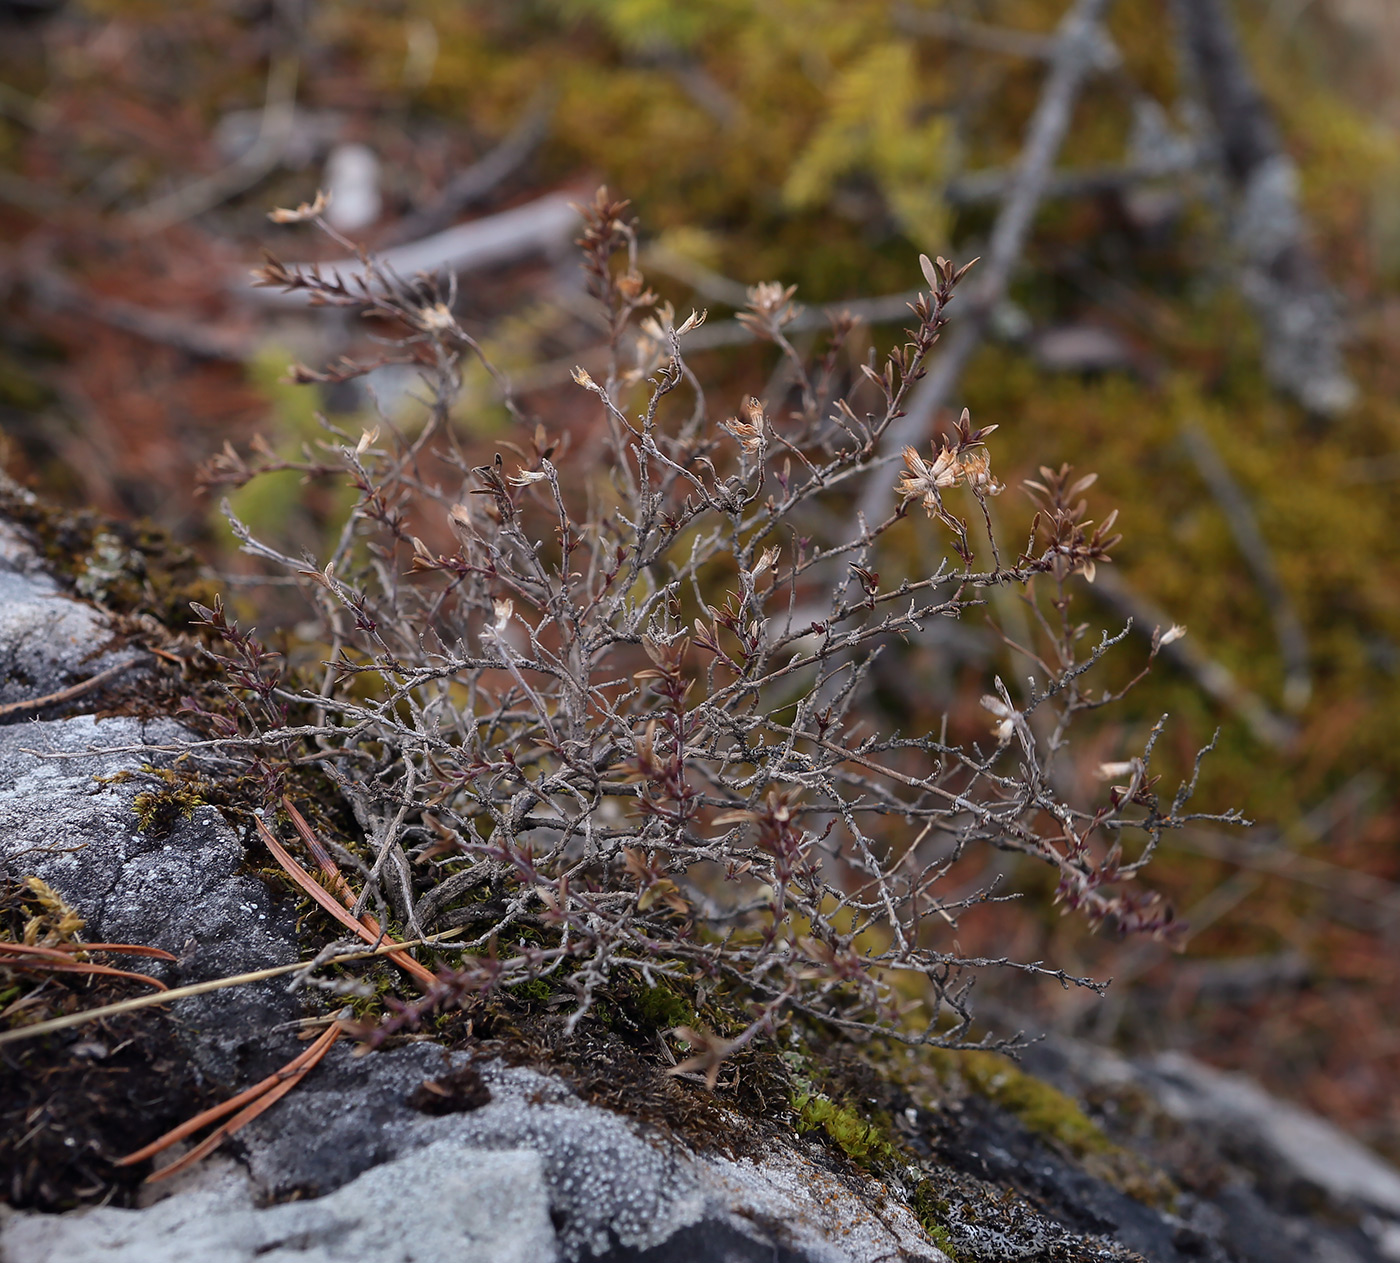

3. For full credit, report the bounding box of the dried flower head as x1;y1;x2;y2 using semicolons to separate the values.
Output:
267;190;329;224
896;408;1004;513
723;395;768;453
736;282;801;339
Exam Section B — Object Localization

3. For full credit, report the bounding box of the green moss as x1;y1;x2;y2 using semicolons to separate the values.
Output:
785;1048;900;1169
792;1085;897;1165
931;1049;1113;1159
927;1048;1177;1209
629;979;698;1032
504;975;555;1005
0;485;218;630
909;1185;960;1261
132;774;208;838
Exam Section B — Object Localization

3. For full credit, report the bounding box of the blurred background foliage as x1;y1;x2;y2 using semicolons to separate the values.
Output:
2;0;1400;1159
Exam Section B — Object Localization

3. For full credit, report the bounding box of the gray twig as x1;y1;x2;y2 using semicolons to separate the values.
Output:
1180;420;1311;710
379;93;555;247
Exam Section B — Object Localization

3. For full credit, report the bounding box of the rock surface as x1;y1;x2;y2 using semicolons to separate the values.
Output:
0;714;302;1084
0;531;144;713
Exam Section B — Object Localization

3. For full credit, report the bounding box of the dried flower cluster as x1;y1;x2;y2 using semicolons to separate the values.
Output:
194;188;1238;1059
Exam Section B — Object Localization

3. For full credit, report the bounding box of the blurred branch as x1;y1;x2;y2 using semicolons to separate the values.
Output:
945;156;1195;206
895;4;1119;68
28;270;251;361
641;245;754;308
1180;421;1311;711
1169;0;1355;417
855;0;1116;529
242;191;580;309
1149;774;1392;954
1090;567;1297;749
379;92;555;247
127;52;299;235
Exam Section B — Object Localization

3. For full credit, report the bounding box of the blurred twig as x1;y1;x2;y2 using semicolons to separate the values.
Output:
127;52;300;235
28;269;252;361
244;192;579;309
855;0;1116;529
0;659;139;721
1180;420;1311;711
895;4;1121;68
945;157;1195;206
379;92;555;247
1090;567;1297;749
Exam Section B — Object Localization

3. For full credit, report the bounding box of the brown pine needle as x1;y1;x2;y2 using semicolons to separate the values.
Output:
255;816;437;989
117;816;442;1184
116;1022;343;1168
0;941;178;961
281;796;347;889
4;956;170;991
135;1023;343;1182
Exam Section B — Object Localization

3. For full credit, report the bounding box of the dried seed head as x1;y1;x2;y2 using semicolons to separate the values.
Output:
751;546;781;580
267;190;329;223
723;395;767;453
418;302;458;334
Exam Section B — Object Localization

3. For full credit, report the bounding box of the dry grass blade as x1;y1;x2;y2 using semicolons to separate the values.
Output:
0;933;460;1048
116;1022;343;1169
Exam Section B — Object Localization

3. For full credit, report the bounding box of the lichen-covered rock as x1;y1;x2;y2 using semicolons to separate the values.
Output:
1;1044;946;1262
0;715;301;1083
0;563;143;713
0;1142;560;1263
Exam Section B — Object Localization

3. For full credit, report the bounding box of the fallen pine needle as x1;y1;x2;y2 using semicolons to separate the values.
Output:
255;813;438;989
0;941;178;961
117;1021;344;1173
2;956;170;991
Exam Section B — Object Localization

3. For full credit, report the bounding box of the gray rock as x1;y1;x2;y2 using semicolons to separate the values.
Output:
0;1141;559;1263
0;715;300;1082
1;1051;945;1263
231;1050;943;1262
1142;1052;1400;1219
0;568;142;712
